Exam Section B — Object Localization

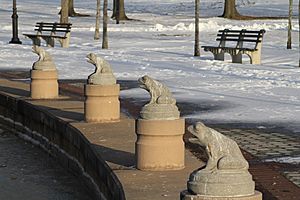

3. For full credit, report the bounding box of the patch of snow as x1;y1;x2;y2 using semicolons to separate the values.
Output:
265;156;300;165
0;0;300;133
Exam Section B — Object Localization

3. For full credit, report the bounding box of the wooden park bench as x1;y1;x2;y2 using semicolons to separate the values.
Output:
202;29;266;64
23;22;72;48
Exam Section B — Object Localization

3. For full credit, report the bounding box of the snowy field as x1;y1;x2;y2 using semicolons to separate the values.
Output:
0;0;300;133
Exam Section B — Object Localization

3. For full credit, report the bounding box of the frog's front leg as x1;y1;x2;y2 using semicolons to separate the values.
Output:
204;144;218;172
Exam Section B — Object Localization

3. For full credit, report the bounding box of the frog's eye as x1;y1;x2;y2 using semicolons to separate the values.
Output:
195;122;204;130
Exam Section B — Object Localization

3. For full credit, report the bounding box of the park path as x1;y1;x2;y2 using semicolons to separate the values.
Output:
0;70;299;199
0;122;91;200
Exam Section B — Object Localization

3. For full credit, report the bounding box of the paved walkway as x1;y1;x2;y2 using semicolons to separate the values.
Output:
61;80;300;199
218;128;300;187
0;77;203;200
0;123;91;200
0;70;299;200
63;81;300;188
61;80;300;200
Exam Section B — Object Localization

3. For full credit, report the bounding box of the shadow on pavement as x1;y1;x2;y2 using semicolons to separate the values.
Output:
93;144;135;168
0;86;30;97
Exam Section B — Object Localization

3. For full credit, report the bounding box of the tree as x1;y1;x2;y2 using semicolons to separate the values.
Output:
221;0;241;19
102;0;108;49
112;0;128;21
59;0;89;17
298;0;300;67
94;0;100;40
68;0;77;16
287;0;293;49
220;0;284;20
60;0;69;23
194;0;200;56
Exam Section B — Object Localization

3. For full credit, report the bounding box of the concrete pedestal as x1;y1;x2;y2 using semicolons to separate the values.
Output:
135;118;185;171
30;70;59;99
84;84;120;123
180;190;262;200
188;170;255;197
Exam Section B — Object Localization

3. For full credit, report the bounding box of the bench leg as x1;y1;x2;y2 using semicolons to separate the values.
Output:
59;38;69;48
26;36;41;46
232;54;242;63
250;52;261;65
213;53;224;61
47;38;55;47
32;37;41;46
42;37;55;47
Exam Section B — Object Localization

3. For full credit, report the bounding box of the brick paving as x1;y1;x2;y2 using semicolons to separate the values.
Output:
218;129;300;159
215;128;300;188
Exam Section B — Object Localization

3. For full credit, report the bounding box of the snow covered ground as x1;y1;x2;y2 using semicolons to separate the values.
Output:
0;0;300;133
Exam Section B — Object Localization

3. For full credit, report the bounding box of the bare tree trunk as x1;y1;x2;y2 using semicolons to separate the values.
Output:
299;0;300;67
102;0;108;49
94;0;100;40
60;0;69;23
115;0;120;24
287;0;293;49
112;0;128;21
194;0;200;56
68;0;78;17
221;0;241;19
59;0;89;17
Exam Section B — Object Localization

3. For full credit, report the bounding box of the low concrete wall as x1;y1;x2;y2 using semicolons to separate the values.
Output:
0;92;126;200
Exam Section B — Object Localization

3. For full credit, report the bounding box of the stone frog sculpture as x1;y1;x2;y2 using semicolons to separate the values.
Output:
32;46;56;71
86;53;116;85
186;121;255;196
188;121;249;172
138;75;179;120
138;75;176;105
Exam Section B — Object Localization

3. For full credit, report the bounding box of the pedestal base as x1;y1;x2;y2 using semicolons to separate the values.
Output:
84;84;120;123
30;70;58;99
180;190;262;200
188;169;255;197
135;118;185;171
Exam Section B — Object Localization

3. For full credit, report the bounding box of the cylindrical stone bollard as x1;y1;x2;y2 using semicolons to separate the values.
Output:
136;118;185;171
84;84;120;123
30;69;59;99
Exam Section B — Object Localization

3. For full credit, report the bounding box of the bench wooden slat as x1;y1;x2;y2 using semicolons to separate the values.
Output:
23;33;66;38
216;38;262;43
202;46;257;51
35;25;71;28
35;26;71;28
40;35;67;39
223;47;257;51
218;29;265;34
34;29;70;33
216;34;263;38
36;22;72;25
23;33;38;37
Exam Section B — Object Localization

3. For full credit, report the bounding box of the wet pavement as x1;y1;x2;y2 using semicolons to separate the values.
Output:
0;123;91;200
